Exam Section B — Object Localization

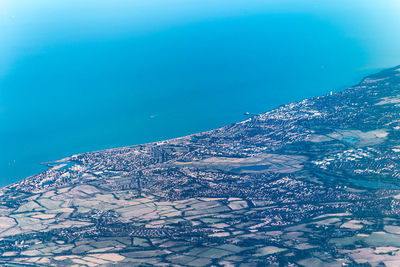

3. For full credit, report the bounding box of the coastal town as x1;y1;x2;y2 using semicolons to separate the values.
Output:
1;66;400;265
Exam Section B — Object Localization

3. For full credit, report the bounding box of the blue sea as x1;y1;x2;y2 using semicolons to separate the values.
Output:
1;0;400;185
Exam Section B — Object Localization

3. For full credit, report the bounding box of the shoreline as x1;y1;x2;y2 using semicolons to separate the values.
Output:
4;65;396;188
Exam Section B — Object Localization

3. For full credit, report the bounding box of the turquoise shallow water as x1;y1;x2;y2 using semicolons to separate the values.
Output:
1;0;400;185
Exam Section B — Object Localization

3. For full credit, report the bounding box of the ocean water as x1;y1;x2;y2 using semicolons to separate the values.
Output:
1;0;400;185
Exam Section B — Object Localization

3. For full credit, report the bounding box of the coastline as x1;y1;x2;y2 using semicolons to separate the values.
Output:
10;65;398;188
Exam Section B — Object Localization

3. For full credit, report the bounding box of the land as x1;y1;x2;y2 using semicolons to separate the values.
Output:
1;67;400;266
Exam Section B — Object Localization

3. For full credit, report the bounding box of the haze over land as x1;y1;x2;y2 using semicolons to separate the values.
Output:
1;0;400;184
